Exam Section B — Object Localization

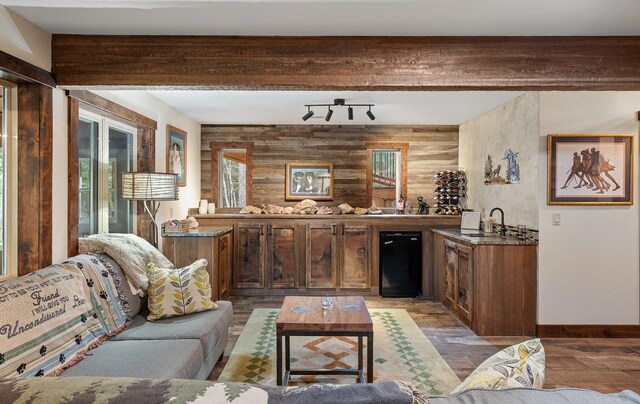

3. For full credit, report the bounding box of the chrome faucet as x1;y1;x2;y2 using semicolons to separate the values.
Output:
490;207;507;237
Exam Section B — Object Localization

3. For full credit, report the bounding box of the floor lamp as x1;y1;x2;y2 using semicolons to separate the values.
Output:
121;172;179;248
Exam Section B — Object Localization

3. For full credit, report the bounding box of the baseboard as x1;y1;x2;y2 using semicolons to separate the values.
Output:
537;324;640;338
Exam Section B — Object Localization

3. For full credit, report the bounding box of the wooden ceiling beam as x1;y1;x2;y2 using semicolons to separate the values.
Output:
52;35;640;90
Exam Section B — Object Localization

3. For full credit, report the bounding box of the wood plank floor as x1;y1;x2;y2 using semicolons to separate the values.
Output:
209;296;640;394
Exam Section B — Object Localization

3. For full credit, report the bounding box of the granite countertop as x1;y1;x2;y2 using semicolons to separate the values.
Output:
161;226;233;237
432;228;538;246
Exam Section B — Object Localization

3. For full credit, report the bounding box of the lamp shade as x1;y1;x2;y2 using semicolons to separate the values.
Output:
121;172;179;201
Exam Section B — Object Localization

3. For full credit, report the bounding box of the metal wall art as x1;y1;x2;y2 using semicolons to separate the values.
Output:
484;149;520;185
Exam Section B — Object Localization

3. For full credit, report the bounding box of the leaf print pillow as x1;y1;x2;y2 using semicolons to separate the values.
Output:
451;338;545;394
146;259;217;321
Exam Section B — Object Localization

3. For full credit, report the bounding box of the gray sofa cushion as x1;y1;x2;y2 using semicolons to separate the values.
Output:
98;253;142;317
60;339;204;380
112;301;232;359
429;387;640;403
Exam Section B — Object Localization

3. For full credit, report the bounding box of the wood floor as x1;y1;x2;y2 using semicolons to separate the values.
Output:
209;296;640;394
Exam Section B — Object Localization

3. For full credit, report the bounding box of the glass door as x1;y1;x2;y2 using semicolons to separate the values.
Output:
78;110;136;236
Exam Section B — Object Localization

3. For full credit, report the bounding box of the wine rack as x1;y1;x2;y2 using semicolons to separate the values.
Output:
433;170;466;215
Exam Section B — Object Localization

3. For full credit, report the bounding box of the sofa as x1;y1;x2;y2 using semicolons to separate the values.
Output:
0;253;232;381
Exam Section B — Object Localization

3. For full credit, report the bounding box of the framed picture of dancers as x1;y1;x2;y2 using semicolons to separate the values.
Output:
547;134;633;205
285;162;334;201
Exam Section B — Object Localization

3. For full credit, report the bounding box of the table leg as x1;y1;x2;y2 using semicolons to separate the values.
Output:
285;335;291;385
276;330;282;386
367;332;374;383
358;335;364;383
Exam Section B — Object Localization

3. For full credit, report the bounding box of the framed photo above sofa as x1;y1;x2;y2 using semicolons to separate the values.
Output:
285;162;334;201
547;134;633;205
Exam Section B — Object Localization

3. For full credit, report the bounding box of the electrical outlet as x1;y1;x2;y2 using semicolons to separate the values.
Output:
552;213;561;226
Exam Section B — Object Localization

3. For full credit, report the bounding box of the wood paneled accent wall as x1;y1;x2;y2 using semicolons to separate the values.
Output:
17;84;53;275
201;125;458;208
52;36;640;90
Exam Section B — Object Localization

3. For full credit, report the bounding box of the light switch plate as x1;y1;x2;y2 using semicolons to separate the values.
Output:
552;213;561;226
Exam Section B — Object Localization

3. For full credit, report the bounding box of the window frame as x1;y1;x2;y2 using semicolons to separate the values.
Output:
210;142;254;212
365;143;408;209
0;80;18;279
78;108;137;236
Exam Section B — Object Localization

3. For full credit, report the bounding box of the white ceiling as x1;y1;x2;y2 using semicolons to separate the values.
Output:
144;90;524;125
6;0;640;36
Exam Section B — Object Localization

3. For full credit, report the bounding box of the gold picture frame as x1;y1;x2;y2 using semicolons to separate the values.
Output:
285;162;334;201
547;134;633;205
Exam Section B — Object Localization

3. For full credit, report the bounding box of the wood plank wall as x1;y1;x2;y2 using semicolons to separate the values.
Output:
201;125;458;208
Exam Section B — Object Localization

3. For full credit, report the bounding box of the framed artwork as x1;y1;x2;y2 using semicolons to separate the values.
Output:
285;162;334;201
547;134;633;205
167;125;187;187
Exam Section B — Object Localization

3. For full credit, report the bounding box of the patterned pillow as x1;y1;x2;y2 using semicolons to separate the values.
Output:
146;259;217;321
451;338;545;394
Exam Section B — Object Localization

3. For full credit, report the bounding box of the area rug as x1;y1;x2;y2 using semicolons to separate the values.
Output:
218;308;460;394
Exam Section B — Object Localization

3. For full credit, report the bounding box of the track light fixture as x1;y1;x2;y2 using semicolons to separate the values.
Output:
302;98;375;122
325;107;333;122
302;106;314;121
366;106;375;121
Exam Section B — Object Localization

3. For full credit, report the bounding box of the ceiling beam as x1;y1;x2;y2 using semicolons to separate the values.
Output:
52;35;640;91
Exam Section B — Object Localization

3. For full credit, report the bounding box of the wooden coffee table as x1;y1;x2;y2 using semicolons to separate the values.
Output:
275;295;373;386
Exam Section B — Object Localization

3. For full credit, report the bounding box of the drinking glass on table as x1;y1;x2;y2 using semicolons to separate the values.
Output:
321;296;334;310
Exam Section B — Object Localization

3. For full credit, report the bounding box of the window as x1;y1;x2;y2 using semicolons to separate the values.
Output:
0;81;17;277
78;110;136;236
210;142;253;210
366;144;408;209
219;149;247;208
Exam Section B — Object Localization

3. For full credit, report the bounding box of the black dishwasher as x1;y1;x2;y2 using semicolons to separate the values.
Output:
379;232;422;297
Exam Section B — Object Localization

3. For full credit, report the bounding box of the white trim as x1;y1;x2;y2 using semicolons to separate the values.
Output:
0;80;18;278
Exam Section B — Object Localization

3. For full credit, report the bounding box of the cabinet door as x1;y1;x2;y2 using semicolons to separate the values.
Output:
234;223;265;289
456;244;474;323
340;224;370;289
443;239;458;307
306;224;337;288
217;232;232;299
267;224;299;288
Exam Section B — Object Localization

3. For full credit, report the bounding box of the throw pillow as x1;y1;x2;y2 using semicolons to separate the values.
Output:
451;338;545;394
146;259;217;321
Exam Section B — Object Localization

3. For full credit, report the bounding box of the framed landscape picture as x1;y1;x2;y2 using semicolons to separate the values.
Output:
167;125;187;187
547;134;633;205
285;162;334;201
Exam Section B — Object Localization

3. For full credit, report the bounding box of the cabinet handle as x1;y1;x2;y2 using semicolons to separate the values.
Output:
269;225;273;236
332;224;336;235
260;224;264;235
342;226;345;235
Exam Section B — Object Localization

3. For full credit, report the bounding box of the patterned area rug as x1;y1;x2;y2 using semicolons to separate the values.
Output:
219;308;460;394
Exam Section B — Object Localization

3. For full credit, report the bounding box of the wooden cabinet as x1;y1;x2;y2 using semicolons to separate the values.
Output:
234;223;266;289
436;233;536;336
267;224;299;288
339;224;370;289
306;224;338;288
162;228;233;301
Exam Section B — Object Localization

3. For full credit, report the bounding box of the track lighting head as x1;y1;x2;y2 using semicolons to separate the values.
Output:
366;108;375;121
348;106;354;120
302;109;314;121
325;107;333;122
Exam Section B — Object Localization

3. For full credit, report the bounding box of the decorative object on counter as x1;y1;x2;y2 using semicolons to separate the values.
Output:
207;203;216;214
338;203;355;214
396;194;405;214
316;206;333;215
167;125;187;187
433;170;466;215
282;207;294;214
263;204;284;215
239;205;263;214
186;216;199;228
121;172;179;248
368;203;383;215
293;199;318;214
162;219;190;233
547;134;633;205
404;201;413;214
198;199;208;214
483;217;494;233
354;207;368;215
285;162;334;201
416;196;430;215
503;149;521;184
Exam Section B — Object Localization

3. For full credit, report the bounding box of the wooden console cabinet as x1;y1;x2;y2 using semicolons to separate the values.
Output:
162;228;233;301
434;231;537;336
